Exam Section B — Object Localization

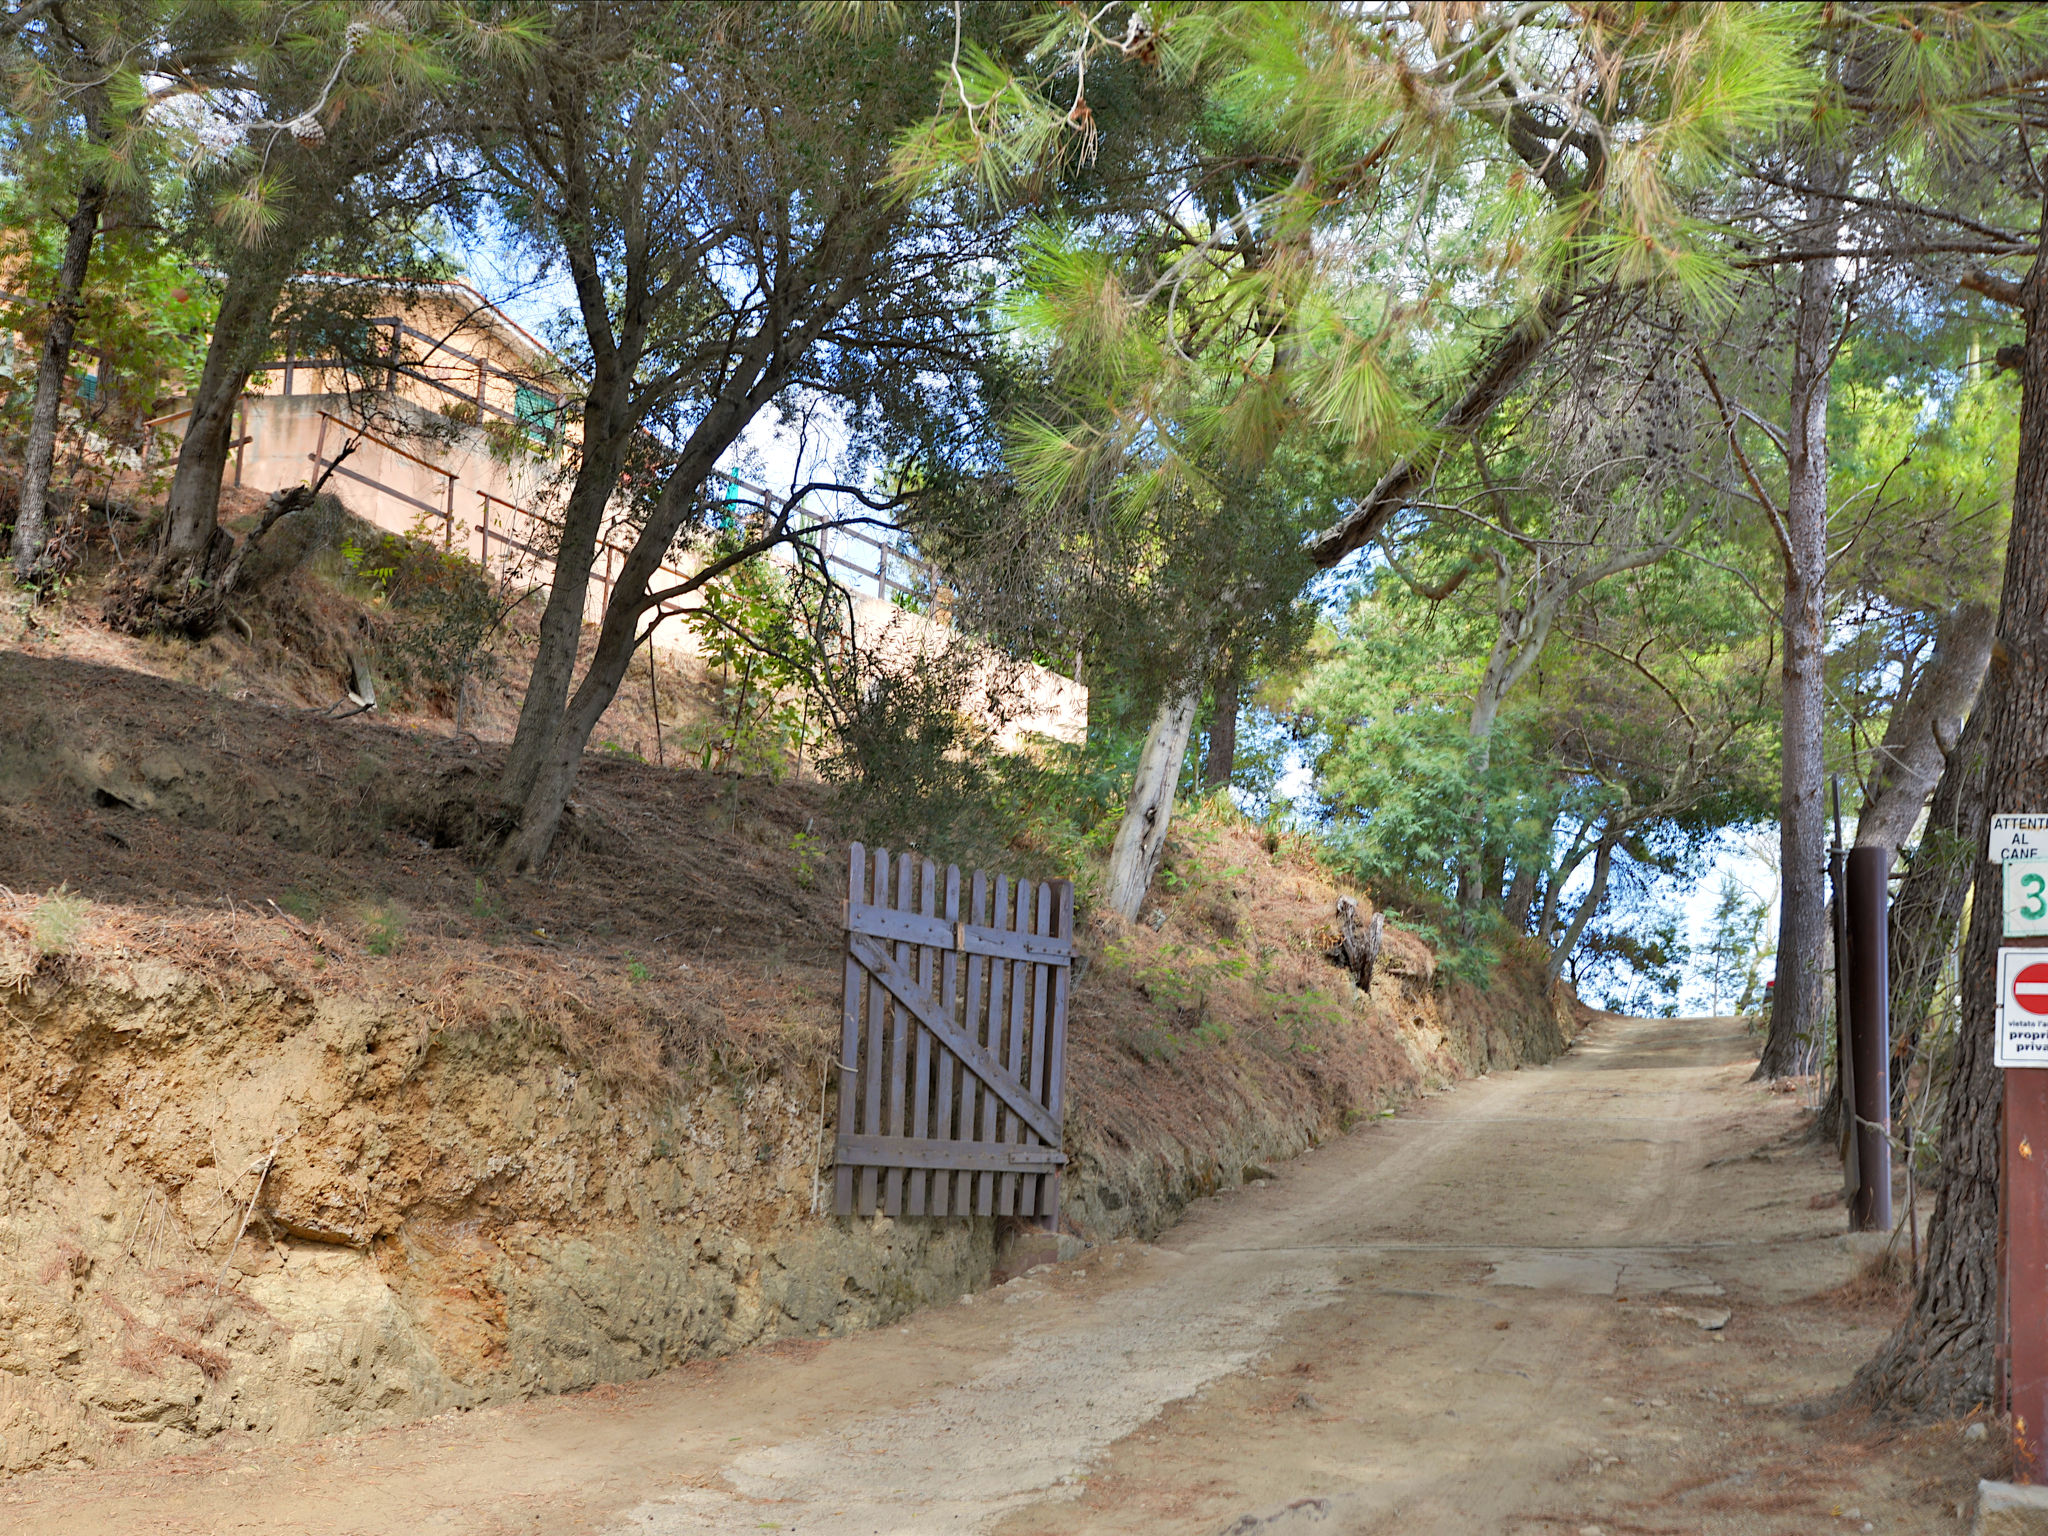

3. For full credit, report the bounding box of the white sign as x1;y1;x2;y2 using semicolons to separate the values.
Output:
1993;814;2048;863
1999;947;2048;1067
2014;863;2048;938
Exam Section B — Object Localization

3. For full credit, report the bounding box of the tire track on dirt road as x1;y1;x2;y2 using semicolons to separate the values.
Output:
615;1015;1751;1535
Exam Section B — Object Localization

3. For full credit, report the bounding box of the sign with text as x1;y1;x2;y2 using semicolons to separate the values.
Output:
2012;862;2048;938
1999;947;2048;1067
1994;814;2048;863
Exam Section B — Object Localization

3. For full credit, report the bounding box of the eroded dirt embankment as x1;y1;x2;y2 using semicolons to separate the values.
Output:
0;647;1579;1473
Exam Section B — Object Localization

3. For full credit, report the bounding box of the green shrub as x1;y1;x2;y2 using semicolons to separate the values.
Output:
29;889;87;955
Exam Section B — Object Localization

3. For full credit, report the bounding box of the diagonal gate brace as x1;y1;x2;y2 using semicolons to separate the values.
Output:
847;932;1062;1146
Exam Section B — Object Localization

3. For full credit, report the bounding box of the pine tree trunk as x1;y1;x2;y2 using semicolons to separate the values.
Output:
1856;225;2048;1417
12;176;104;579
1202;672;1239;792
495;406;750;868
103;267;286;635
497;431;632;812
1755;184;1843;1081
497;578;648;872
1819;603;1994;1140
159;271;280;559
1105;678;1201;921
1857;603;1995;854
1886;702;1991;1125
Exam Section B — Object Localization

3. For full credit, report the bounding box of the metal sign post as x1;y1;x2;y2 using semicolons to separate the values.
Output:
1846;846;1892;1233
1832;781;1858;1211
1996;816;2048;1482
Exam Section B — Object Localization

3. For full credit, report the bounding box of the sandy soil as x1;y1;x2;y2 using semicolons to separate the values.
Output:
0;1013;2002;1534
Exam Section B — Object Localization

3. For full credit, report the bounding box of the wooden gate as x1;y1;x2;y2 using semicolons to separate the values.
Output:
834;843;1073;1222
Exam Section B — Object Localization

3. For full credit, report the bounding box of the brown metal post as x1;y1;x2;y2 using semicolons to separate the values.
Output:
1832;781;1858;1209
2010;1068;2048;1480
1846;844;1893;1232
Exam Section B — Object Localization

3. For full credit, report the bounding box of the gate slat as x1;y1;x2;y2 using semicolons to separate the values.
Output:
907;857;938;1216
1021;880;1054;1218
1011;879;1035;1219
978;875;1008;1218
998;879;1031;1217
884;852;914;1216
859;846;891;1215
1040;880;1074;1230
833;857;1072;1225
963;870;988;1218
834;843;867;1217
836;1135;1066;1171
931;864;962;1217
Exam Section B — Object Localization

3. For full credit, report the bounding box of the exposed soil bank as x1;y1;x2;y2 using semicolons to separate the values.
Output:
3;1016;1987;1536
0;647;1579;1473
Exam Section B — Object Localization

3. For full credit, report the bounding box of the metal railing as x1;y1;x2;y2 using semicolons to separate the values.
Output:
277;315;562;435
304;413;941;627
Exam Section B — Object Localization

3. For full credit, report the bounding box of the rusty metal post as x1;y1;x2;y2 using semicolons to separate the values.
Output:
1832;781;1858;1208
2010;1069;2048;1479
1846;844;1893;1233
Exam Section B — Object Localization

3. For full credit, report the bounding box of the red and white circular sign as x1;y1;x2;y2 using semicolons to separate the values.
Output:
2016;962;2048;1017
1999;949;2048;1066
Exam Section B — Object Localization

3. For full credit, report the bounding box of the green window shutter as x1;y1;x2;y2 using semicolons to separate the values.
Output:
515;384;559;447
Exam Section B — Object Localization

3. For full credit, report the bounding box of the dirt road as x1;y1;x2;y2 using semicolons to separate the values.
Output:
1;1014;2000;1533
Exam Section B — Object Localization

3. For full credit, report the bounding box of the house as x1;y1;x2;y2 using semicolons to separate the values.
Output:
149;279;1089;748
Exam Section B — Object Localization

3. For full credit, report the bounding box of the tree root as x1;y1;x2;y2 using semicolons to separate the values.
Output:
101;482;321;639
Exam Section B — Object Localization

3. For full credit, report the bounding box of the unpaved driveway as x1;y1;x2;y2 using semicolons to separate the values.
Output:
0;1015;2002;1534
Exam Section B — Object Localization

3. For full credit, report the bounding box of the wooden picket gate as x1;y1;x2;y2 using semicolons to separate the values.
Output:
834;844;1073;1222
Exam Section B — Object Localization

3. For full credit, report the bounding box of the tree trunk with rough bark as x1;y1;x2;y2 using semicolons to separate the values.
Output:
1856;224;2048;1418
1503;853;1542;934
494;426;729;872
1548;833;1615;985
104;266;288;636
496;423;638;816
1756;182;1844;1081
1105;678;1202;921
1818;602;1995;1142
1886;702;1991;1126
12;176;105;580
1857;603;1995;853
1202;672;1239;792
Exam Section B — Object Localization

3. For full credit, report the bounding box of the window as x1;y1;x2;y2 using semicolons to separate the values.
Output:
515;383;561;448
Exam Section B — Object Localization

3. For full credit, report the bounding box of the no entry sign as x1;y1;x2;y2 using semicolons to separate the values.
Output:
1998;947;2048;1066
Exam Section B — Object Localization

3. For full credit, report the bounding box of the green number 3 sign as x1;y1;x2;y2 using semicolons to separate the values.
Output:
2007;862;2048;936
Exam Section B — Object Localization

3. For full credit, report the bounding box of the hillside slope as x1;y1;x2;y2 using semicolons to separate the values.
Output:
0;592;1579;1472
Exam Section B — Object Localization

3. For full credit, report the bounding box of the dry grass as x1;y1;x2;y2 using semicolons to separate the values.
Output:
1;525;1567;1215
1820;1243;1917;1312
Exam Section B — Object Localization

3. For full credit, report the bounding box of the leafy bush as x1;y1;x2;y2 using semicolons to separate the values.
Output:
813;638;1049;870
335;519;522;714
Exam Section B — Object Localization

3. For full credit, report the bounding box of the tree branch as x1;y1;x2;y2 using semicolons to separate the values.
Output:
1374;533;1481;601
1962;266;2028;309
1693;349;1793;563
